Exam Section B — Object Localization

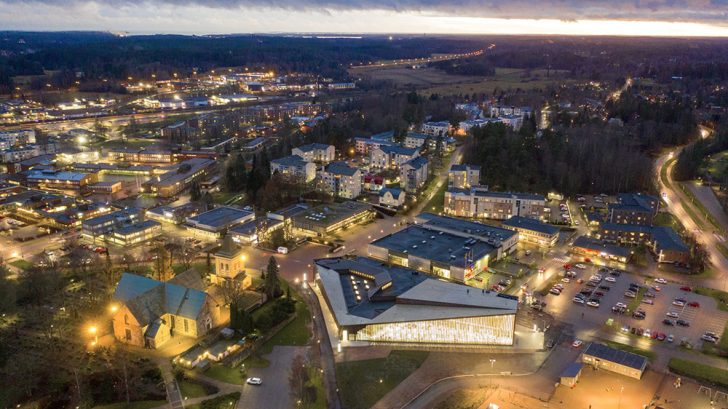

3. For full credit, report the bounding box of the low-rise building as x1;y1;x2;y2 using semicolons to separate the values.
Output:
501;216;559;247
81;208;141;241
400;156;429;192
415;212;518;258
186;206;255;239
444;187;546;221
25;169;98;191
1;145;41;163
316;256;518;345
292;143;335;164
211;235;252;288
107;220;162;246
291;201;374;238
142;158;216;198
458;118;503;134
319;161;362;199
378;187;405;208
270;155;316;183
571;236;631;263
448;164;480;189
598;223;689;264
582;343;648;380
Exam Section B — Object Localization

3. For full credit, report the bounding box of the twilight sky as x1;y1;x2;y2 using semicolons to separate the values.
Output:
3;0;728;36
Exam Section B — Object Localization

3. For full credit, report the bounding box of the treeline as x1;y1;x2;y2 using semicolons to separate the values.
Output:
674;121;728;181
463;121;654;195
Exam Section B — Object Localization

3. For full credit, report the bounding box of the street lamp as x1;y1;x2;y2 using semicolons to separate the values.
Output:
88;325;98;345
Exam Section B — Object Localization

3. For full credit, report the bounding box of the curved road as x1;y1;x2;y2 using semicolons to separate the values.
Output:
655;151;728;288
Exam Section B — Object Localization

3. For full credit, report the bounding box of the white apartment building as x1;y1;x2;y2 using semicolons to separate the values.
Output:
370;145;420;170
319;162;362;199
400;156;429;193
448;164;480;189
270;155;317;183
421;121;451;137
292;143;336;164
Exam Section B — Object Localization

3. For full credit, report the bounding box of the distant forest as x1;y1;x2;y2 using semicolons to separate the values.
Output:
5;33;728;94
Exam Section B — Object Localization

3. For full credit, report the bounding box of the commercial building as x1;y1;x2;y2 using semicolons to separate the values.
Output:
107;148;174;164
292;143;336;164
25;169;98;191
370;145;420;169
581;343;648;380
316;256;518;345
421;121;451;137
107;220;162;246
291;201;374;238
571;236;632;263
379;187;405;208
501;216;559;247
607;193;659;226
598;223;690;264
146;204;201;225
415;212;518;258
319;161;362;199
444;187;547;221
448;164;480;189
186;206;255;239
112;273;220;349
142;158;216;198
81;208;143;242
270;155;316;183
400;156;429;193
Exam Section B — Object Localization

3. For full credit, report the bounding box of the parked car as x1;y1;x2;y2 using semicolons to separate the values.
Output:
688;301;700;308
605;276;616;283
676;319;690;327
680;286;693;292
672;300;686;307
662;319;676;326
624;290;637;298
587;300;600;308
571;339;583;348
667;334;674;343
654;278;668;284
641;298;654;305
246;377;263;385
666;311;679;318
573;297;585;304
598;285;611;291
701;334;718;343
575;264;586;269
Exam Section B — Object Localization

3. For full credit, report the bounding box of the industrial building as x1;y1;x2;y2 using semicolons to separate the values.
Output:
315;256;518;346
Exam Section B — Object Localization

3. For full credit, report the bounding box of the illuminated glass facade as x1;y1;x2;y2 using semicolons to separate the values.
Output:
354;314;515;345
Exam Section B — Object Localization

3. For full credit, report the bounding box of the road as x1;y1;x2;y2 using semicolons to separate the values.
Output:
655;151;728;288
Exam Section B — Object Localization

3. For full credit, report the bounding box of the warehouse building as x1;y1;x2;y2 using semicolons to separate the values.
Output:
581;343;648;380
316;256;518;346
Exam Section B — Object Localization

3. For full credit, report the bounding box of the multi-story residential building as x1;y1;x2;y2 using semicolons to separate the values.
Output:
319;161;362;199
488;105;531;118
444;187;546;221
448;164;480;189
607;193;659;225
292;143;336;164
0;145;40;163
270;155;317;183
403;131;454;151
457;118;503;134
598;223;689;264
400;156;429;192
421;121;451;137
455;103;483;119
354;131;395;155
499;114;524;131
0;129;35;149
369;145;419;169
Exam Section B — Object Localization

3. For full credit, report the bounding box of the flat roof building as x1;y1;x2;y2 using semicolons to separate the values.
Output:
501;216;560;247
186;206;255;239
571;236;632;263
316;256;518;346
291;201;374;238
415;212;518;257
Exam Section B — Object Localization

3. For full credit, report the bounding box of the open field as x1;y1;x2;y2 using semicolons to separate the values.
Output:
353;66;572;95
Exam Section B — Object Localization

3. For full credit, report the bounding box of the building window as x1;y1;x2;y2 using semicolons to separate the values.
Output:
124;314;129;324
184;319;189;332
125;329;132;341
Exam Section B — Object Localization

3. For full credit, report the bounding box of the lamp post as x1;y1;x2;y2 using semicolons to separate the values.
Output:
88;325;98;346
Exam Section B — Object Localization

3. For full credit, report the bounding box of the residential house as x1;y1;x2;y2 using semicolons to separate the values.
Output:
378;187;405;208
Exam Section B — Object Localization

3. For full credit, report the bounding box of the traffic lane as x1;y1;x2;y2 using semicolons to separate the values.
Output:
237;345;306;409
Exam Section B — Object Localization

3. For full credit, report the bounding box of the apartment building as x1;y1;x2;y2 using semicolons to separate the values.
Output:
444;187;546;221
292;143;336;164
448;164;480;189
369;145;419;169
319;161;362;199
400;156;429;193
270;155;316;183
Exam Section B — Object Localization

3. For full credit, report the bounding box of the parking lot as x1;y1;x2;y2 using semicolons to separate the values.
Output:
538;264;728;350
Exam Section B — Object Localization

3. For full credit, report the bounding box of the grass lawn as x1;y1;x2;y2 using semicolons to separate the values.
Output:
260;285;312;353
185;392;241;409
336;350;429;409
420;180;447;214
241;353;270;369
422;68;572;96
626;288;647;312
601;340;656;361
668;358;728;388
204;363;246;385
680;182;722;232
694;287;728;312
179;379;216;399
306;366;327;409
93;401;167;409
654;212;682;231
9;259;33;270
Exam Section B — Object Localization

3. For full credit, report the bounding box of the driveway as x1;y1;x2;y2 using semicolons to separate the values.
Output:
237;345;307;409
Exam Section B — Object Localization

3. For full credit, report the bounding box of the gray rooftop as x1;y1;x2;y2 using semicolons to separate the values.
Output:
583;343;648;371
324;161;359;177
316;256;517;326
502;216;559;236
186;206;254;230
370;225;498;268
271;154;309;167
415;212;517;243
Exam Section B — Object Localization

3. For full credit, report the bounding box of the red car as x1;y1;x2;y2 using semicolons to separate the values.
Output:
564;264;572;270
688;301;700;308
680;286;693;292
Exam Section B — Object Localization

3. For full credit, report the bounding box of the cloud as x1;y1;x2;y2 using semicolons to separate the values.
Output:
2;0;727;23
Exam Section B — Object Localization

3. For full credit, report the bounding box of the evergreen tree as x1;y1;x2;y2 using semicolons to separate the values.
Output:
264;256;281;299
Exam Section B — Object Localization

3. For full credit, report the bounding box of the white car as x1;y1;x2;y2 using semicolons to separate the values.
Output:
572;339;583;348
561;277;571;283
587;300;600;308
575;264;586;269
654;278;668;284
573;297;585;304
672;300;686;307
615;302;627;308
604;276;616;283
666;311;679;318
246;377;263;385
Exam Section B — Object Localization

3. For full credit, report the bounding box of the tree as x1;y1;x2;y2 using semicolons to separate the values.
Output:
190;182;202;202
264;256;282;299
270;228;287;248
0;261;16;313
